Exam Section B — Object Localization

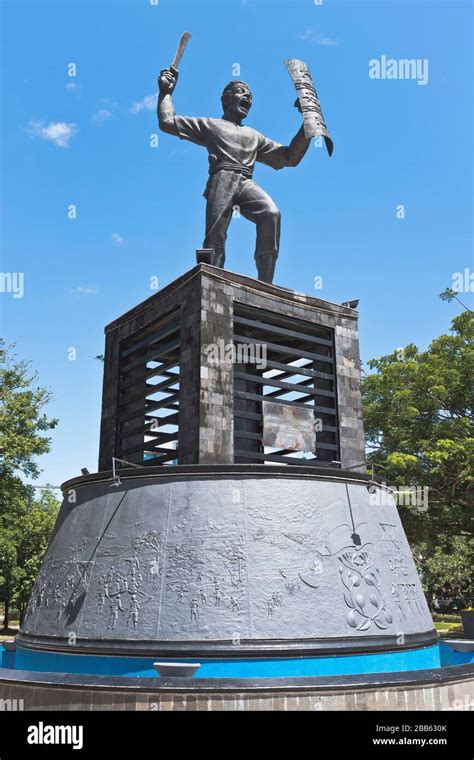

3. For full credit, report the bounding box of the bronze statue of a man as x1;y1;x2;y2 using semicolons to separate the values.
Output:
158;69;312;283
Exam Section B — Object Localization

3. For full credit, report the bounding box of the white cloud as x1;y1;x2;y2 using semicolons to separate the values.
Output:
71;285;99;296
91;99;119;125
298;28;338;47
92;108;113;125
112;232;124;245
27;118;78;148
130;93;157;114
317;36;338;47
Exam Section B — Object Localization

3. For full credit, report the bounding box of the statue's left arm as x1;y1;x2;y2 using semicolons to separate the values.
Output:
283;124;312;167
257;125;311;170
256;103;311;170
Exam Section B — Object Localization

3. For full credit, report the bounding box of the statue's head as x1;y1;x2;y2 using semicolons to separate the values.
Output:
221;80;252;121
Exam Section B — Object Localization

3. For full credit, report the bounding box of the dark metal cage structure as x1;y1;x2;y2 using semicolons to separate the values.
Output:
233;304;339;466
99;266;364;473
116;309;181;466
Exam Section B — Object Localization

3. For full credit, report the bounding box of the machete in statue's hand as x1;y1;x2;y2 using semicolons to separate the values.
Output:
169;31;191;77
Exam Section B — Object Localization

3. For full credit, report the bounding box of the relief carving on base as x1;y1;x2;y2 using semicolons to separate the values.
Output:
339;548;393;631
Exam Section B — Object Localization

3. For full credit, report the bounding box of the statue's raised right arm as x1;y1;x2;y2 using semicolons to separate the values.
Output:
157;68;180;136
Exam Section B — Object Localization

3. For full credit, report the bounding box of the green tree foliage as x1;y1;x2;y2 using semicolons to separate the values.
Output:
14;487;60;623
0;343;60;629
0;341;58;479
362;311;473;603
412;537;472;607
0;473;33;629
0;481;60;628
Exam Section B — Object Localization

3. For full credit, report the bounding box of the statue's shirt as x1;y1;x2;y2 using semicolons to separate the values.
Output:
174;116;287;170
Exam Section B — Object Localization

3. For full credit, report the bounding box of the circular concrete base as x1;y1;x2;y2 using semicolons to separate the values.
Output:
19;465;436;657
1;664;473;711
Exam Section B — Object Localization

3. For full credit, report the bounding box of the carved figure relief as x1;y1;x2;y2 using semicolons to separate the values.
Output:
25;539;94;624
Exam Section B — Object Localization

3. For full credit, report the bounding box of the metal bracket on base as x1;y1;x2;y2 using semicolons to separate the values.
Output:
196;248;214;264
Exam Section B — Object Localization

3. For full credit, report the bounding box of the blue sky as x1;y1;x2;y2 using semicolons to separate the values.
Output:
1;0;472;487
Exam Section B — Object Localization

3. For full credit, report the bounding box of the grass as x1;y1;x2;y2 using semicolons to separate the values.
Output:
433;615;464;638
432;612;463;623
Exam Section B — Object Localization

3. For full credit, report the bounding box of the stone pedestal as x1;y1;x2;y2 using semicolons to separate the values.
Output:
19;466;436;657
18;265;436;666
98;264;365;472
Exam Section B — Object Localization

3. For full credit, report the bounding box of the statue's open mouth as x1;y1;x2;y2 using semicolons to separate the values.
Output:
239;96;251;113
